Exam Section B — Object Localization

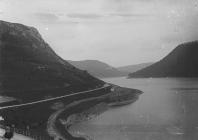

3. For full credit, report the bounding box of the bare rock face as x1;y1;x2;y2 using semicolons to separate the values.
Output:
129;41;198;78
0;20;104;100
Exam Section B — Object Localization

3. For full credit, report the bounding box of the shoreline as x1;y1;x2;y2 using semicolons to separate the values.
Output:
68;98;139;140
47;92;110;140
47;85;142;140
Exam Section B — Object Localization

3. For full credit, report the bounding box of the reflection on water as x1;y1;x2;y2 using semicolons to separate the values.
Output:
70;77;198;140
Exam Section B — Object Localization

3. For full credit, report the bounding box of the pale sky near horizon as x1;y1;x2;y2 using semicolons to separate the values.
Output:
0;0;198;67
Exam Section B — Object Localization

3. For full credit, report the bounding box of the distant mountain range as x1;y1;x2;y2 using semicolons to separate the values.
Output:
68;60;155;78
68;60;127;78
117;62;153;73
129;41;198;78
0;20;104;100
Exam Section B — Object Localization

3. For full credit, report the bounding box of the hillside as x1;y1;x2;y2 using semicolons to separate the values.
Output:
68;60;127;78
117;62;153;73
0;20;104;101
129;41;198;78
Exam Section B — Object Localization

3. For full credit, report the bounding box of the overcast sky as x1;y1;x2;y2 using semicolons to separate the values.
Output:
0;0;198;66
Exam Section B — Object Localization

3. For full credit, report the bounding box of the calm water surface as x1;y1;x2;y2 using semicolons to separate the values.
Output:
70;77;198;140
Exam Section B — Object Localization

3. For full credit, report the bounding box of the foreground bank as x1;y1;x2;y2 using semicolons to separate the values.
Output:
47;85;142;140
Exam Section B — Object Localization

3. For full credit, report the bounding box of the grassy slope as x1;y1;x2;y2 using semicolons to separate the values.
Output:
129;41;198;78
0;20;104;101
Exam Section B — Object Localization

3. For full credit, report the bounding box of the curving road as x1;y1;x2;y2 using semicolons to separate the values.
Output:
0;84;111;110
0;84;112;140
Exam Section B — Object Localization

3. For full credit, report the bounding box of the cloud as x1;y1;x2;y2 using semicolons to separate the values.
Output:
33;13;59;22
32;12;79;25
66;12;153;21
67;13;103;19
109;13;153;18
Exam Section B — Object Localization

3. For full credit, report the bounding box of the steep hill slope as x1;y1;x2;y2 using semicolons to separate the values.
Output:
0;20;104;100
129;41;198;78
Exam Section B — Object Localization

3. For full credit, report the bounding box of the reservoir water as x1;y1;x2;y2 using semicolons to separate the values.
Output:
69;77;198;140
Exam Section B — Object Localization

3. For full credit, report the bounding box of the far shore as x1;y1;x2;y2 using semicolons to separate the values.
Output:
47;85;142;140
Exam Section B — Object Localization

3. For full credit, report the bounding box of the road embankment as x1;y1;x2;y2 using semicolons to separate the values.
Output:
47;85;142;140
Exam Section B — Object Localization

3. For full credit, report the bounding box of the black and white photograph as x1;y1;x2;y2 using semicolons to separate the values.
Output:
0;0;198;140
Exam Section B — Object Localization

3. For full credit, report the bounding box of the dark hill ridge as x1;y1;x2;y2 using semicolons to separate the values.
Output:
68;60;127;78
129;41;198;78
0;20;104;100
